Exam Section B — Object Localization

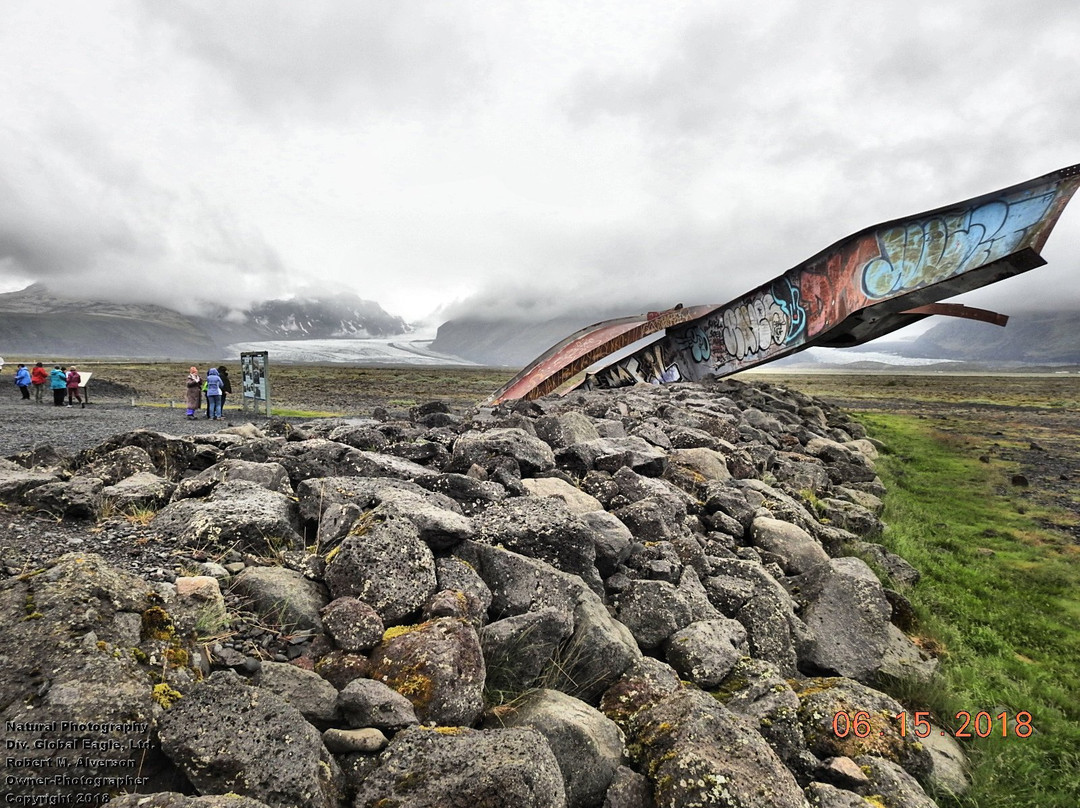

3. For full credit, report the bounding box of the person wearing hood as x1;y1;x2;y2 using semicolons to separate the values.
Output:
205;367;224;420
185;366;201;419
14;364;31;400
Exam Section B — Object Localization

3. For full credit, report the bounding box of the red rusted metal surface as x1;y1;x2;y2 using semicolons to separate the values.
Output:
491;164;1080;402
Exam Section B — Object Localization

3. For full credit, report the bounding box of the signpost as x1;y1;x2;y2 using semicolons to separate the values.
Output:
240;351;271;416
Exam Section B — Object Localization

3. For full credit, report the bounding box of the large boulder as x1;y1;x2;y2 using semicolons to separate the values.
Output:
790;557;892;682
323;514;438;624
664;618;747;688
487;689;624;808
367;617;486;727
352;726;566;807
480;607;575;699
750;516;829;574
170;458;293;501
151;479;304;555
450;428;556;476
626;689;806;808
475;497;603;595
158;670;344;808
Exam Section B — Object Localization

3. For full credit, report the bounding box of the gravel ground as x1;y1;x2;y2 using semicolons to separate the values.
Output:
0;395;280;457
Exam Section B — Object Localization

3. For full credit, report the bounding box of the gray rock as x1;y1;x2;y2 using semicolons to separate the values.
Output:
598;657;683;729
151;479;304;555
475;496;603;595
793;677;931;782
602;766;656;808
816;498;884;538
854;755;939;808
921;724;970;797
664;618;747;688
320;596;385;652
272;438;436;484
487;689;624;808
233;565;328;633
256;660;340;725
377;487;475;549
323;514;438;624
614;578;694;650
24;475;103;518
536;411;602;449
481;607;575;698
564;436;668;477
435;555;493;627
853;541;921;588
322;727;388;754
804;783;870;807
170;458;293;501
367;617;486;726
336;677;419;731
73;444;156;485
718;659;807;771
100;470;176;510
523;476;606;514
353;726;566;807
751;516;829;574
451;427;557;475
580;509;634;578
791;557;892;683
159;670;344;808
615;496;688;542
0;458;57;502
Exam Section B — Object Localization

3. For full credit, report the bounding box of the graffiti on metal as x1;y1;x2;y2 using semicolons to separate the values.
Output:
488;165;1080;404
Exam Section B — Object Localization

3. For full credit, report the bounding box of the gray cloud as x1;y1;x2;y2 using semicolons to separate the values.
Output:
141;1;489;119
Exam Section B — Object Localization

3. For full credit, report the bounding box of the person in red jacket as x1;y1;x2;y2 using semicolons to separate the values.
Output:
66;365;83;407
30;362;48;404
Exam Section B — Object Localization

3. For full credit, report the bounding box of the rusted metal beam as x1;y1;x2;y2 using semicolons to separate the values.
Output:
901;303;1008;327
489;164;1080;403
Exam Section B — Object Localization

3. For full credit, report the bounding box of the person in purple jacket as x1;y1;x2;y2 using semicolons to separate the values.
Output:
205;367;224;420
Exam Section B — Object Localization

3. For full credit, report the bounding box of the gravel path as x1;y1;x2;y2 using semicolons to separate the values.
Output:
0;396;278;458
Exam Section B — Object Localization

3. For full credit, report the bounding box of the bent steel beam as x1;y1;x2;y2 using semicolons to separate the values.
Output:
488;164;1080;404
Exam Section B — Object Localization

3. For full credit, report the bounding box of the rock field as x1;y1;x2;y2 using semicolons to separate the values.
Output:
0;378;969;808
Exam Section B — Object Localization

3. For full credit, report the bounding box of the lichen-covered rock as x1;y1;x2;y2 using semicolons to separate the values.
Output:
561;436;669;477
323;514;438;624
353;726;566;808
626;689;806;808
376;487;475;549
435;555;492;627
272;438;437;485
367;617;485;726
716;659;809;773
615;579;694;650
793;677;931;782
487;688;624;808
854;755;939;807
1;554;190;801
599;657;683;729
159;670;344;808
475;496;604;595
100;470;176;510
75;429;203;479
23;475;104;517
233;565;328;633
320;596;384;652
603;765;657;808
255;660;340;725
151;479;304;555
523;476;606;514
580;510;634;578
664;618;747;688
73;444;157;485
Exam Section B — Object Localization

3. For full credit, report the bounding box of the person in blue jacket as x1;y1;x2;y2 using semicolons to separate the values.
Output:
49;365;68;407
14;364;31;400
205;367;224;420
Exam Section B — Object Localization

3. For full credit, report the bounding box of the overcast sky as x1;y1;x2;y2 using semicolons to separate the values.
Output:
2;0;1078;325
